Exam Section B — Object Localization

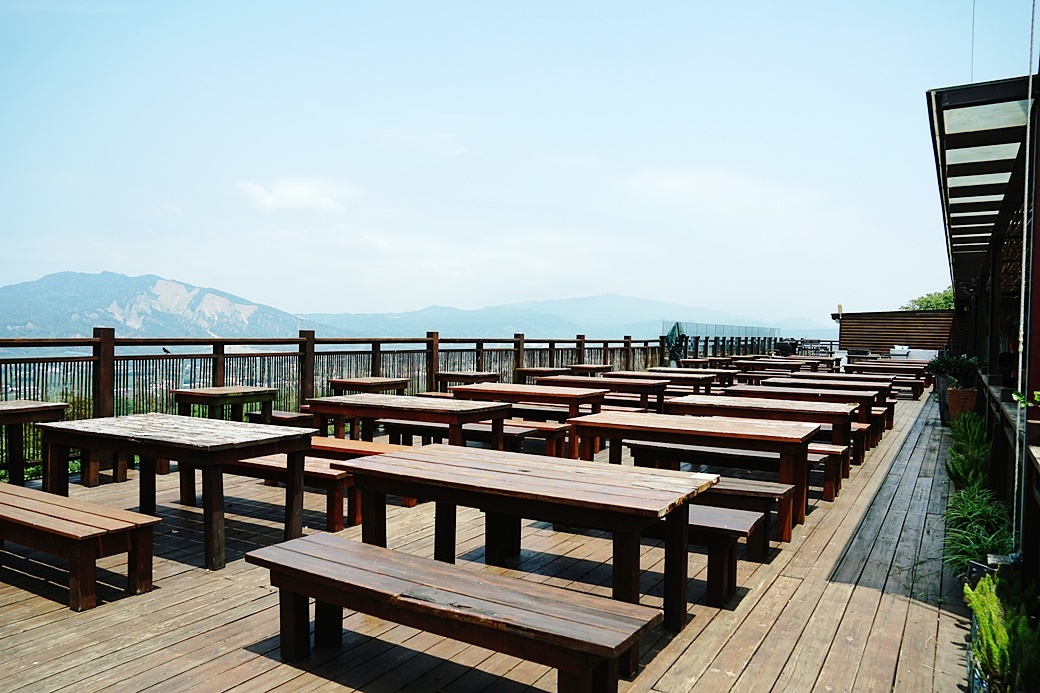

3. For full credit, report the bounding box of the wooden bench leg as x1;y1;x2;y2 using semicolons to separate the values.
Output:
776;493;793;543
823;459;839;502
127;525;154;594
326;484;345;532
704;537;737;607
746;520;768;563
346;487;361;527
559;658;619;693
314;600;343;648
279;590;311;662
68;541;97;611
114;453;129;483
434;501;457;563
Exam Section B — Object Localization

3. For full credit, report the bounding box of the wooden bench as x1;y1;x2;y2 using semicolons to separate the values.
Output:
627;439;842;503
307;437;419;508
377;418;569;457
244;410;313;427
245;533;663;691
223;454;358;531
642;504;764;607
0;484;159;611
695;477;795;558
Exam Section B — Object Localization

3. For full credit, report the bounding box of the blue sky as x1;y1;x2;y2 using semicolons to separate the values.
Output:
0;1;1035;325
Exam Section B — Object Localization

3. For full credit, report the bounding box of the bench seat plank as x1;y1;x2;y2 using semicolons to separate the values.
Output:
246;534;662;690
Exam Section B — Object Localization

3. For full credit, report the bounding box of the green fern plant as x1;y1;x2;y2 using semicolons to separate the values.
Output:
944;485;1013;577
946;412;990;489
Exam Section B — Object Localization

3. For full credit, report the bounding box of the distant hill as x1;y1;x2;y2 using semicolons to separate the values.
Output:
0;273;837;342
306;294;838;339
0;272;333;340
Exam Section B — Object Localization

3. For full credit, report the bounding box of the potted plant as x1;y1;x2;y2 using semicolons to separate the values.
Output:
928;354;979;424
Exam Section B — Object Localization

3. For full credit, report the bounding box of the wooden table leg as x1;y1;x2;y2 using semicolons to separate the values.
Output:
4;423;25;486
280;590;310;662
177;401;191;417
663;508;690;631
608;436;623;465
139;456;157;515
43;440;69;496
360;488;387;547
447;423;464;446
179;461;196;506
434;501;457;563
779;449;807;525
200;464;226;570
208;404;223;420
284;450;305;540
230;403;244;422
485;511;521;566
261;400;274;424
491;417;503;450
612;529;640;606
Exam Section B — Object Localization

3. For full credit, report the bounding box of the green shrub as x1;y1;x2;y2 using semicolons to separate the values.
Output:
946;412;990;489
964;572;1040;691
944;485;1013;577
928;354;979;388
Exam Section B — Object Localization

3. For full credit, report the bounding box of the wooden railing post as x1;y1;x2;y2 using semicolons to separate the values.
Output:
576;335;586;364
659;335;668;366
92;327;115;418
692;336;700;358
623;336;633;371
601;340;610;365
298;330;315;404
371;342;382;377
475;341;485;372
426;332;439;393
548;341;556;367
212;343;225;387
713;337;720;357
513;333;525;383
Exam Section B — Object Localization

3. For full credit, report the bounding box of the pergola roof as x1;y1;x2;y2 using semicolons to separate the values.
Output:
927;75;1032;301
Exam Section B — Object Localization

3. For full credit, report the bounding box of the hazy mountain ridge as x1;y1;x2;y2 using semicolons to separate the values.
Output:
0;272;333;339
0;272;837;341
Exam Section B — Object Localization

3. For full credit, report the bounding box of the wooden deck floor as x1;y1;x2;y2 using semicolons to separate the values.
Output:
0;396;970;692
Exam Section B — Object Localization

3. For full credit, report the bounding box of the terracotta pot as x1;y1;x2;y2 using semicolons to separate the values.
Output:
947;388;977;420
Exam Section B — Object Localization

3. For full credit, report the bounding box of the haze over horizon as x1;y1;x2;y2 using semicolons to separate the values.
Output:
1;2;1035;323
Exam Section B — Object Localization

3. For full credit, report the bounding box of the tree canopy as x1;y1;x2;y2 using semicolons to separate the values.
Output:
900;286;954;311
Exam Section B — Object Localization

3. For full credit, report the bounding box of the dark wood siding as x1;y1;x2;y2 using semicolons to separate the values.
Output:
833;310;955;352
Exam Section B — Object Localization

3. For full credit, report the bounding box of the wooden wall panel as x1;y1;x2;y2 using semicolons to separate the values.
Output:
834;311;955;352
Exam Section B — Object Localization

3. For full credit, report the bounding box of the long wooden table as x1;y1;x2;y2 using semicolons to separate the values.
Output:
170;386;278;423
328;376;409;395
568;411;819;525
663;394;856;451
732;360;806;373
513;366;570;384
533;375;668;411
37;413;315;570
634;368;719;390
726;384;876;424
329;443;717;633
307;394;511;449
647;366;735;387
0;399;68;486
436;371;499;392
449;383;608;457
566;364;615;376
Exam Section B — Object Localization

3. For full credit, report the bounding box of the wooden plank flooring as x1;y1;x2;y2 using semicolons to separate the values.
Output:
0;395;970;692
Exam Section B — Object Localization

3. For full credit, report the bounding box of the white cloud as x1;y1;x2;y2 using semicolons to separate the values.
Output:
236;179;361;212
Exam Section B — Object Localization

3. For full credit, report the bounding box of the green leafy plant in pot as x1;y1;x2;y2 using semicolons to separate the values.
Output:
928;354;979;424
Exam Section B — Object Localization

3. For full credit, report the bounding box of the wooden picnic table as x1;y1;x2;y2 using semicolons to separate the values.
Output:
735;371;790;385
565;363;615;376
708;357;733;368
170;386;277;423
533;375;668;411
663;394;856;451
726;384;877;424
329;443;717;633
845;362;930;385
647;366;738;387
328;376;409;395
513;366;571;384
767;378;892;406
679;358;711;368
37;413;315;570
569;410;819;526
0;399;68;486
636;368;716;391
732;359;806;373
436;371;499;392
450;383;608;457
307;394;511;449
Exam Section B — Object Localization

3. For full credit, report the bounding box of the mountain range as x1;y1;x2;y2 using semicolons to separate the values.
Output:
0;272;838;341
